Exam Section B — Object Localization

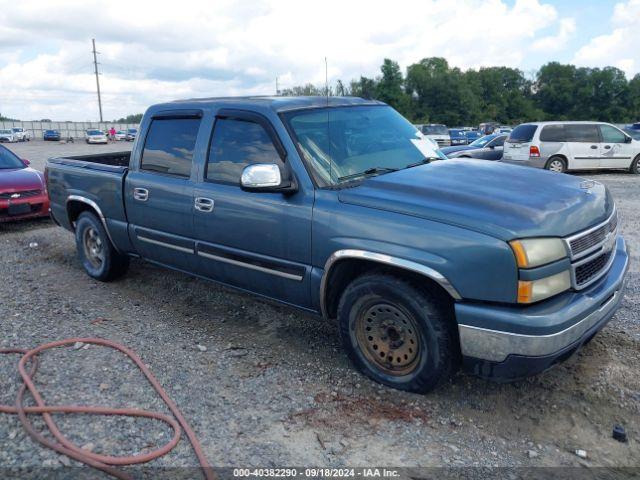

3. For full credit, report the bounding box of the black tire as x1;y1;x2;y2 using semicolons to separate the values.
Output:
630;155;640;175
338;272;458;393
545;156;566;173
75;212;129;281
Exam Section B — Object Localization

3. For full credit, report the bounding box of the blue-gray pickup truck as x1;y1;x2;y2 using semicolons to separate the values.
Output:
46;97;629;393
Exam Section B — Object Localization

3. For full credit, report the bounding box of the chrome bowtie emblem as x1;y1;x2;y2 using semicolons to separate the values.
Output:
10;193;20;199
580;180;596;193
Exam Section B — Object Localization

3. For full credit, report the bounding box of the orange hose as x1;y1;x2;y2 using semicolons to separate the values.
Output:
0;338;216;480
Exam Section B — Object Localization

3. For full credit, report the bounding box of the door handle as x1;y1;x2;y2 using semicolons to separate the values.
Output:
194;197;214;213
590;145;598;149
604;145;611;150
133;188;149;201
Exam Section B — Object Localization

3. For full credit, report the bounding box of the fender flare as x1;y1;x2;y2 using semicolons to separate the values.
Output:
319;249;462;319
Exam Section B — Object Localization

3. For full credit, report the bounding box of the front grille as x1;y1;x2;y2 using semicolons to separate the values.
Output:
569;211;617;258
575;252;611;286
0;189;42;199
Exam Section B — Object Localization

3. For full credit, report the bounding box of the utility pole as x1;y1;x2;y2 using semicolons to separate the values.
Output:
92;38;103;122
325;57;329;98
275;77;279;95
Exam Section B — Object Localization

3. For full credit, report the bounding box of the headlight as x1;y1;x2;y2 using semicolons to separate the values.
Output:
510;238;567;268
518;271;571;304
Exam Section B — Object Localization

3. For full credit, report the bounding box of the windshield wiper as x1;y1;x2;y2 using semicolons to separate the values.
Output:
338;167;399;182
405;157;441;169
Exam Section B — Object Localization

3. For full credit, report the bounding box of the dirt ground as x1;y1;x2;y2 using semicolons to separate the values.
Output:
0;141;638;474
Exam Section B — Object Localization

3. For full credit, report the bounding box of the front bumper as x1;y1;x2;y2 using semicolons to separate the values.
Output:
0;195;50;222
456;236;629;381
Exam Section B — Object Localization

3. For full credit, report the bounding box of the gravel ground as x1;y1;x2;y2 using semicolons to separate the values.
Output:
1;141;639;475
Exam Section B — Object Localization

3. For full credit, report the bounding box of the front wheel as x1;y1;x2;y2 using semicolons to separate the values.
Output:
630;155;640;175
338;273;458;393
75;212;129;281
545;156;566;173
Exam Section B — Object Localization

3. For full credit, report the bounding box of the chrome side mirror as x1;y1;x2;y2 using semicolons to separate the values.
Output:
240;163;297;193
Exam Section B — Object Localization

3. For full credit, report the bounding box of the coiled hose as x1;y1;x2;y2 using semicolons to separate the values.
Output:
0;338;215;480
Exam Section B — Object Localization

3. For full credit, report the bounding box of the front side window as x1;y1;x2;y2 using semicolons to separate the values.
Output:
599;124;626;143
140;118;200;177
284;105;446;186
206;118;282;185
565;124;599;143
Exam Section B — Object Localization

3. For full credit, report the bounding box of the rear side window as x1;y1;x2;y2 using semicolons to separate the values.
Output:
140;118;200;177
540;125;565;142
508;124;537;143
599;124;626;143
565;124;599;143
206;118;283;185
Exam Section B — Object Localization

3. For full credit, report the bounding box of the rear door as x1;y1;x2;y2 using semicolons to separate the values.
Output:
192;110;313;308
503;124;537;162
124;111;202;270
565;124;601;169
598;124;634;169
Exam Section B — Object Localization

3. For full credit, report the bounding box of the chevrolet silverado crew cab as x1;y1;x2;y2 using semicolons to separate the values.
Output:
46;97;629;393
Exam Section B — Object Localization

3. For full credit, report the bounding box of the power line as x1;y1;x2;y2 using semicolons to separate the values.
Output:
92;38;103;122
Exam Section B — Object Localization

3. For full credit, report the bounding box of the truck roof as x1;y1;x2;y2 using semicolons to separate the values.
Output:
163;96;384;113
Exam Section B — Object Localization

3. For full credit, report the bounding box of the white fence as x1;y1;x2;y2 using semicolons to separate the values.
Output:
0;121;140;140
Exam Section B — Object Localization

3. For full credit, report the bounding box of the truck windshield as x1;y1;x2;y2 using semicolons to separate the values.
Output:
422;125;448;135
284;105;446;186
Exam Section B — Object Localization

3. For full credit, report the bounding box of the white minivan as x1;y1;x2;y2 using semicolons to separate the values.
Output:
502;121;640;174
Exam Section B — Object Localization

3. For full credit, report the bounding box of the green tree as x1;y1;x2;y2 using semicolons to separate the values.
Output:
375;59;410;112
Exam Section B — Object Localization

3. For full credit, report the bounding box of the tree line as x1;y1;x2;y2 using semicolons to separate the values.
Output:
281;58;640;127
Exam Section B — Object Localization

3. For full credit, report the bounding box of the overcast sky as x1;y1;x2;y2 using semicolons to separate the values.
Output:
0;0;638;121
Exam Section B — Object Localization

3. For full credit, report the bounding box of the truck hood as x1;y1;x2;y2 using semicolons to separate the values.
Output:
338;160;614;240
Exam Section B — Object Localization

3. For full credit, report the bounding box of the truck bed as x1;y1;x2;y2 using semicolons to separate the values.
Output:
48;152;131;173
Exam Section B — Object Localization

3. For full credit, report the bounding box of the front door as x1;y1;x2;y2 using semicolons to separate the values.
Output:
192;111;313;308
565;124;601;169
598;124;634;169
124;114;202;270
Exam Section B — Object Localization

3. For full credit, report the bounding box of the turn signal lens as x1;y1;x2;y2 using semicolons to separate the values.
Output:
518;271;571;304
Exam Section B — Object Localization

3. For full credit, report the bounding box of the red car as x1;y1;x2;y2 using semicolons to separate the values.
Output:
0;144;50;222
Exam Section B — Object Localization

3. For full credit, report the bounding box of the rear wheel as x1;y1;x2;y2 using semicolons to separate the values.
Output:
545;156;566;173
75;212;129;281
338;273;458;393
630;155;640;175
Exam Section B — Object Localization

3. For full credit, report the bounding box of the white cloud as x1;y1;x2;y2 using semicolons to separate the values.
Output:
531;17;576;52
572;0;640;77
0;0;576;120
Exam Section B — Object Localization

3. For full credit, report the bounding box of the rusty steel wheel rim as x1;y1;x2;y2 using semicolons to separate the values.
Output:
355;302;421;376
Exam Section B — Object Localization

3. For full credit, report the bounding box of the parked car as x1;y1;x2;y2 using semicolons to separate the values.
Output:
464;130;482;143
115;130;127;141
448;129;467;146
0;129;16;143
125;128;137;141
85;129;108;144
43;129;61;141
418;124;450;147
479;122;499;135
0;145;49;221
11;127;31;141
440;133;508;160
46;96;629;393
496;126;512;134
624;128;640;141
502;122;640;173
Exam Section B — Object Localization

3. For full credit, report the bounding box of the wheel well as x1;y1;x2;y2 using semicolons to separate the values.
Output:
324;258;455;319
66;200;99;229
